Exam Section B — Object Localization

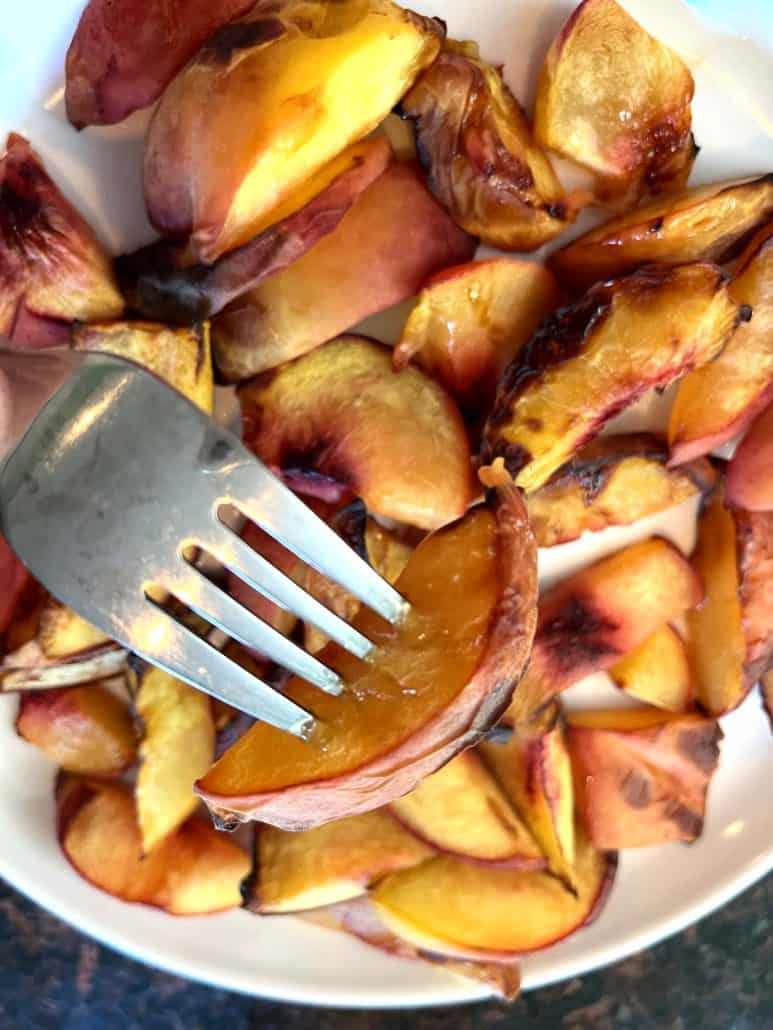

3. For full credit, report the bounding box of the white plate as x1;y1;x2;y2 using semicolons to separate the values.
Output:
1;0;772;1009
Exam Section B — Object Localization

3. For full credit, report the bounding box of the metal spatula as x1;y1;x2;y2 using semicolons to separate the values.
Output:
0;349;407;738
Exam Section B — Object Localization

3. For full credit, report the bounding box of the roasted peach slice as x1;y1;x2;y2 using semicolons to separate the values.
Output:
483;263;741;492
670;221;773;464
212;161;475;381
610;625;693;713
305;897;522;999
526;434;716;547
118;139;392;325
393;260;560;415
196;484;538;829
16;683;136;776
727;400;773;511
509;538;703;723
0;532;42;656
534;0;695;202
390;750;544;868
73;321;214;413
687;487;773;714
567;708;721;848
246;810;433;914
57;777;249;914
370;830;615;957
400;41;570;250
0;133;123;346
65;0;253;128
36;598;110;660
480;715;576;889
239;336;473;530
144;0;444;261
549;176;773;292
135;668;215;853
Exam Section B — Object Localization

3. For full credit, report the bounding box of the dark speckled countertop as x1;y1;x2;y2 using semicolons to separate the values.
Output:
0;874;770;1029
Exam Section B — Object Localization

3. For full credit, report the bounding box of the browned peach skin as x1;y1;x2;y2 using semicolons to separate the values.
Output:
246;810;433;914
609;625;694;713
727;400;773;511
57;777;249;914
534;0;695;202
549;176;773;293
370;830;615;957
65;0;253;128
567;708;721;848
144;0;444;261
117;139;392;325
508;538;703;724
526;434;716;548
400;40;571;250
389;749;545;868
393;259;560;418
238;336;473;531
212;161;476;381
483;263;741;493
670;220;773;464
304;897;522;1000
16;683;136;776
196;483;538;830
0;133;122;345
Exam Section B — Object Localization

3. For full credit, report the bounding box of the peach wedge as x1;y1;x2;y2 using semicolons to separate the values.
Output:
526;434;716;548
57;777;249;914
401;40;570;250
246;810;433;914
670;221;773;464
568;708;721;848
483;263;741;493
534;0;695;201
239;336;473;530
549;175;773;293
727;400;773;511
393;259;560;415
609;625;693;714
0;133;123;346
65;0;253;128
212;161;475;381
196;483;538;830
144;0;444;261
509;538;702;723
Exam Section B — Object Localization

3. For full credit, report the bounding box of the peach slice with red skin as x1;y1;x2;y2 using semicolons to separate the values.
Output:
483;263;742;493
389;749;544;868
393;259;560;417
239;335;473;531
549;176;773;293
65;0;254;128
0;133;123;346
16;683;136;776
670;220;773;464
534;0;696;202
508;537;703;724
727;400;773;511
370;830;616;957
211;161;476;381
57;777;249;913
0;532;42;656
400;40;572;250
246;809;433;914
196;483;538;830
118;138;392;326
144;0;444;261
567;708;722;848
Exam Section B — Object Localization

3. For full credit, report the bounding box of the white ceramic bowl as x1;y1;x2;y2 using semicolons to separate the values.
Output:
1;0;772;1008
